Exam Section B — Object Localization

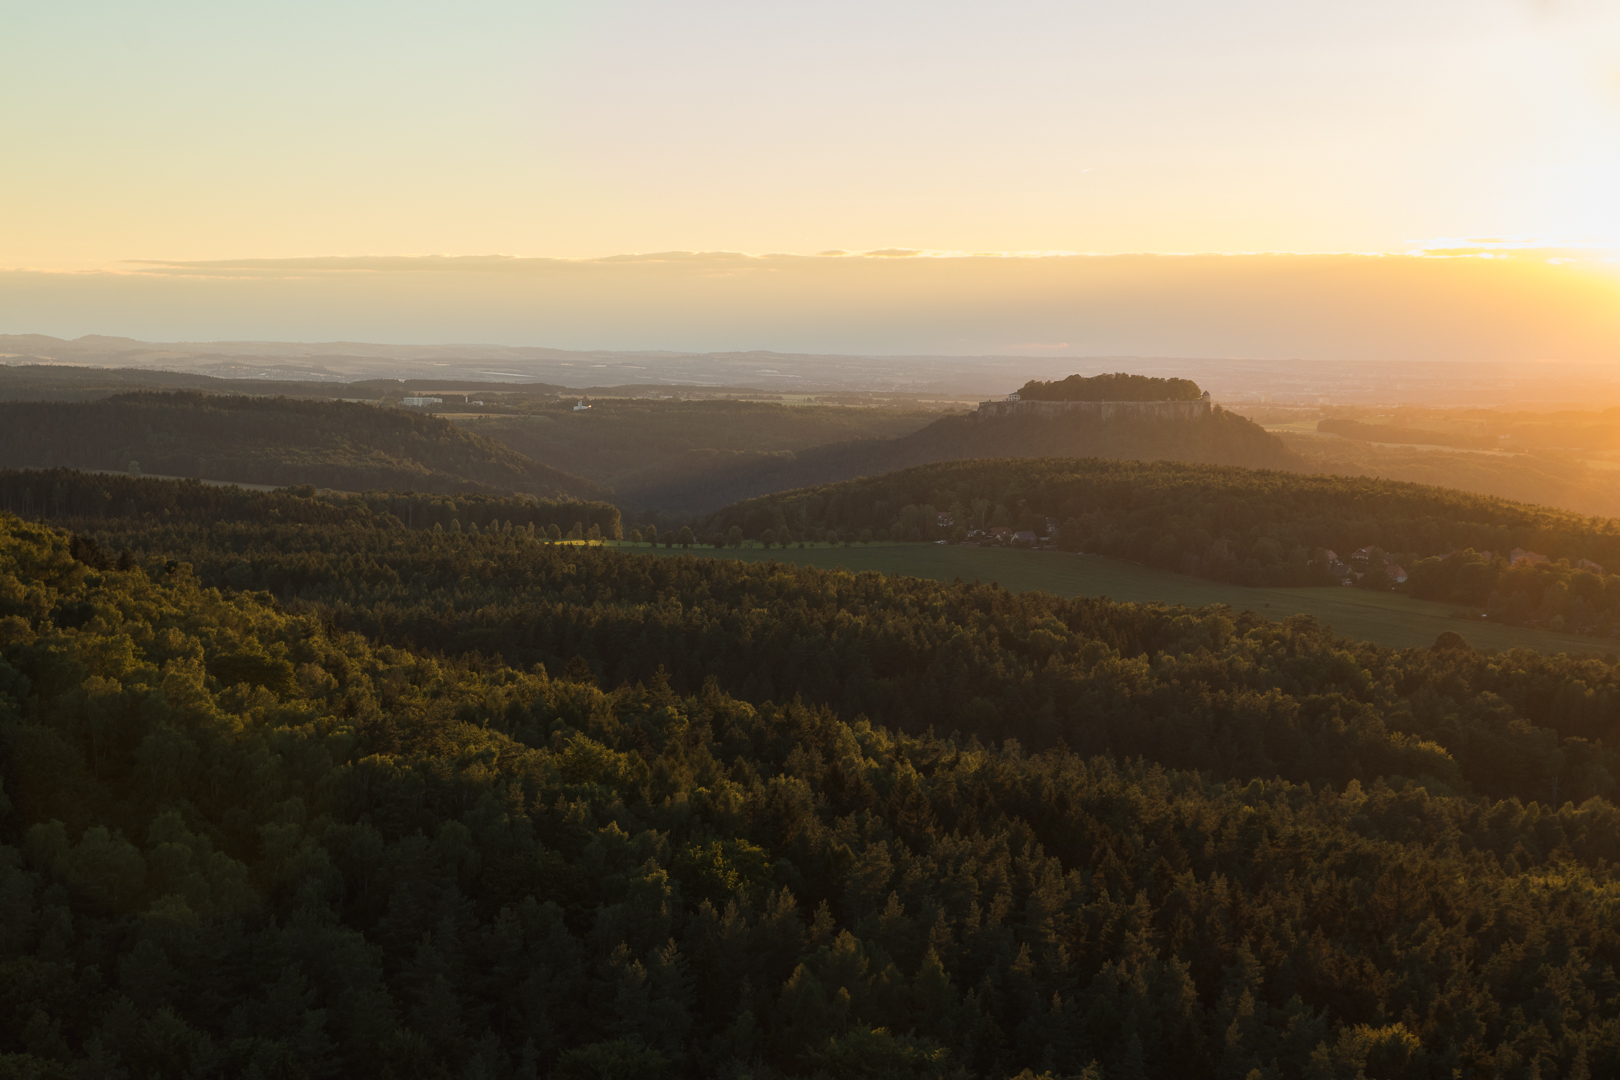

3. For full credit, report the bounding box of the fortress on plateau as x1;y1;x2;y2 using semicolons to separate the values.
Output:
974;389;1213;421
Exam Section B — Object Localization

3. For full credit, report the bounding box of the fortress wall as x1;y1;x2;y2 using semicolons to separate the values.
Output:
973;398;1211;421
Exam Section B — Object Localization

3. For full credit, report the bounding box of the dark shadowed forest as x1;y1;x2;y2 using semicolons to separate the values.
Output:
0;394;603;501
7;489;1620;1077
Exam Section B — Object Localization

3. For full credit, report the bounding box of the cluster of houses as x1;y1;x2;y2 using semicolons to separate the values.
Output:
1323;548;1409;586
401;394;489;407
963;516;1060;547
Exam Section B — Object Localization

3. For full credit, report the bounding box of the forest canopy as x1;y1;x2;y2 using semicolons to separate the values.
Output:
6;509;1620;1077
1014;374;1204;403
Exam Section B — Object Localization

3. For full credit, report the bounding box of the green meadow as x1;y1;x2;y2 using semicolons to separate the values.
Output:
617;540;1609;655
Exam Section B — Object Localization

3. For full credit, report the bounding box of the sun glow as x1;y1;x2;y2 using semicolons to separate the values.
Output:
2;1;1618;277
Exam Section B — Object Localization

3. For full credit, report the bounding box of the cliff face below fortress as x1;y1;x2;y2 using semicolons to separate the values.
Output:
974;396;1213;421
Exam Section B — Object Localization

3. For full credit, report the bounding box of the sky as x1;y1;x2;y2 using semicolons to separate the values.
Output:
3;0;1619;356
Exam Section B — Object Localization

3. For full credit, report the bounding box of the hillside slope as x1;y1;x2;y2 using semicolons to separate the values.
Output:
476;399;943;509
626;404;1292;512
0;392;604;499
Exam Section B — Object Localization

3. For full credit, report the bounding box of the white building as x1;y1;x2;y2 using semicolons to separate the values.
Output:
402;396;442;407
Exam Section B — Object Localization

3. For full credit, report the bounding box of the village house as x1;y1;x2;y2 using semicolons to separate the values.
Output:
1321;550;1353;582
1510;548;1548;567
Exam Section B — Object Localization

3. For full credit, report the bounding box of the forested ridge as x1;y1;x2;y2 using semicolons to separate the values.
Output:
0;468;622;541
701;457;1620;636
0;394;603;501
8;510;1620;1078
0;363;571;406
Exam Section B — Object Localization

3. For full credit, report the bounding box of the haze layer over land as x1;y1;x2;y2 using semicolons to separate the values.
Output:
5;253;1618;365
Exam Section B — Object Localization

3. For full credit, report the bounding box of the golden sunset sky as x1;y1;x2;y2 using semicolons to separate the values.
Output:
3;0;1618;357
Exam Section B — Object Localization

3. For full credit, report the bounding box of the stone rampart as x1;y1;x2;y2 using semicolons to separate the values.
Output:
973;397;1212;422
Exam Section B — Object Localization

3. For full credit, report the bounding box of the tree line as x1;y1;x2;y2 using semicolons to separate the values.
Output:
0;467;621;540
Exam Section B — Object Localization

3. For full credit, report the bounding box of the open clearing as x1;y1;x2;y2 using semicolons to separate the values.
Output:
616;541;1607;655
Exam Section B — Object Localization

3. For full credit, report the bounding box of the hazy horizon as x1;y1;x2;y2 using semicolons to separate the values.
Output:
6;1;1618;370
7;251;1618;366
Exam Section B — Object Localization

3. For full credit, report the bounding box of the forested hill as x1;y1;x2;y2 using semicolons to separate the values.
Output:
1014;372;1204;402
0;392;604;500
8;511;1620;1076
698;457;1620;631
700;456;1618;562
620;401;1290;513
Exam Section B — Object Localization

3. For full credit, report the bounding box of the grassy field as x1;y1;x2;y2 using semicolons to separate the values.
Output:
614;541;1609;655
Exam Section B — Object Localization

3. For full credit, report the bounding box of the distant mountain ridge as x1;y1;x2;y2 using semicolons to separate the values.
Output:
0;362;574;404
